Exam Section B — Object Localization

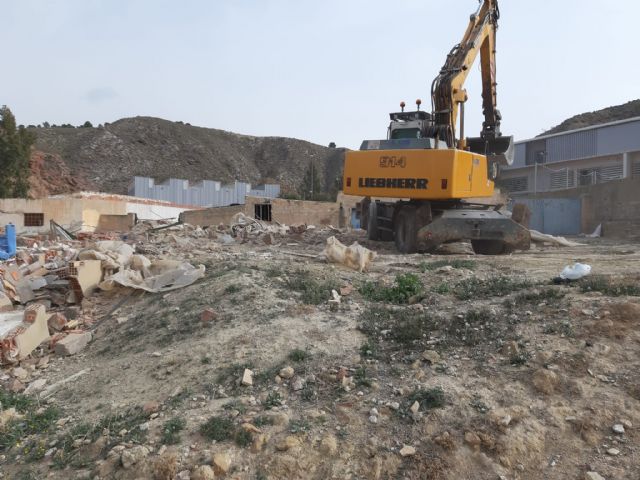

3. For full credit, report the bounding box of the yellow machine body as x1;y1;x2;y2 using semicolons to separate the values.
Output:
343;148;495;200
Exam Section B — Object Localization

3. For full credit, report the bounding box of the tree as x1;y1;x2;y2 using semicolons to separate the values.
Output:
81;121;93;128
0;106;35;198
300;161;322;201
328;142;336;148
42;121;50;128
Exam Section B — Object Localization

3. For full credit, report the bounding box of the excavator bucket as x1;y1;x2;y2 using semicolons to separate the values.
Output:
467;135;514;166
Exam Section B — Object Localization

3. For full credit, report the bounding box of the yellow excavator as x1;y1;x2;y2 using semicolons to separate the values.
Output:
343;0;530;255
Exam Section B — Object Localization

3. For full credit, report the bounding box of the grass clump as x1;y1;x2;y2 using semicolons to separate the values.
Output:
161;417;186;445
200;416;234;441
0;405;61;451
234;428;253;447
285;270;338;305
445;309;499;347
419;259;476;272
288;348;309;362
453;276;532;300
406;387;446;411
225;284;242;294
360;273;423;304
578;276;640;296
264;392;283;409
359;306;436;348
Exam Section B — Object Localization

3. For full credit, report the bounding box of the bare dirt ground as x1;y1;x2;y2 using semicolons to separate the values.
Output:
2;228;639;480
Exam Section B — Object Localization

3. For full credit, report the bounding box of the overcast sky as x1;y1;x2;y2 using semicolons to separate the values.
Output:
3;0;638;149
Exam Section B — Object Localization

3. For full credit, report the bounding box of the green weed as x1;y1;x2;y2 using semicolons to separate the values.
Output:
360;273;423;304
200;416;234;441
161;417;186;445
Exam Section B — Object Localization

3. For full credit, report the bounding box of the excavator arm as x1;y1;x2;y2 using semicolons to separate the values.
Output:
430;0;513;166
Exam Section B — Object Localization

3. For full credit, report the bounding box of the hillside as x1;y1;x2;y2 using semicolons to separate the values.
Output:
541;99;640;136
29;117;345;197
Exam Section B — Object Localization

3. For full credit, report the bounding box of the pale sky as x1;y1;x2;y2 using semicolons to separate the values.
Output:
3;1;638;149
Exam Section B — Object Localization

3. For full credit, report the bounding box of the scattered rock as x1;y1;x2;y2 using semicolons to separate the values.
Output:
291;377;305;391
11;367;29;381
368;415;378;424
24;378;47;394
606;448;620;456
279;366;295;379
409;401;420;414
7;378;25;393
143;401;161;414
120;445;150;469
464;431;481;448
200;308;217;323
399;445;416;457
241;368;253;386
422;350;441;364
54;331;92;356
585;472;606;480
212;451;231;476
192;465;216;480
532;369;558;394
620;419;632;429
612;424;625;434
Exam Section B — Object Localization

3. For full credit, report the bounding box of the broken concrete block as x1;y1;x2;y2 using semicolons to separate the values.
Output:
68;259;103;303
322;236;376;272
0;305;50;363
0;292;13;312
241;368;253;386
54;331;92;356
48;313;68;333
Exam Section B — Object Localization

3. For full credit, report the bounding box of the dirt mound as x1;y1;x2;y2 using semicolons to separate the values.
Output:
28;117;345;198
541;99;640;136
28;151;93;198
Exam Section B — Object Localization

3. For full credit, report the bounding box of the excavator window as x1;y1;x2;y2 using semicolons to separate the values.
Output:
390;128;420;140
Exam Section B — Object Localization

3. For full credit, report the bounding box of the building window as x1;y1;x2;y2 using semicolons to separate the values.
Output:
24;213;44;227
632;160;640;178
550;169;575;190
579;164;624;186
254;204;272;222
500;176;528;193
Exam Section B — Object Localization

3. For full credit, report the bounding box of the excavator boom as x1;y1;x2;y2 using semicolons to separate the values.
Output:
431;0;513;165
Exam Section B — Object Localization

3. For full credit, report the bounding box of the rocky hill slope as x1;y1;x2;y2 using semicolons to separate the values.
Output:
542;99;640;136
30;117;345;197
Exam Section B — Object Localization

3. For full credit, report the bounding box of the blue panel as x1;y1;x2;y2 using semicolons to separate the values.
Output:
596;120;640;156
511;198;581;235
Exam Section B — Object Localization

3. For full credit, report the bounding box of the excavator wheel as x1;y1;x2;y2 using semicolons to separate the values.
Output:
394;207;418;254
471;239;513;255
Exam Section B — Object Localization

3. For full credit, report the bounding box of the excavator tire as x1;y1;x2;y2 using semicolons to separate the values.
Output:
367;201;380;241
394;207;418;254
471;239;512;255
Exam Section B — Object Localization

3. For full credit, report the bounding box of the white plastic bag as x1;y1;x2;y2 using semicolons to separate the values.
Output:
559;263;591;280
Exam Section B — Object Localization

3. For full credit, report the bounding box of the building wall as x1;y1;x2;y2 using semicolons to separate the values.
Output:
511;117;640;168
130;176;280;208
180;205;246;226
513;177;640;237
500;153;627;194
0;194;195;234
245;196;343;226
